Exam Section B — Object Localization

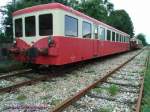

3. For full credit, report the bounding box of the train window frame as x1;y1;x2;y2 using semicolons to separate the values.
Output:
65;15;78;37
39;13;53;36
124;36;126;42
116;33;119;42
107;30;111;41
122;35;125;42
120;35;122;42
15;18;23;37
99;27;105;40
25;16;36;37
82;21;92;38
94;25;98;39
127;37;129;43
122;35;123;42
112;32;115;41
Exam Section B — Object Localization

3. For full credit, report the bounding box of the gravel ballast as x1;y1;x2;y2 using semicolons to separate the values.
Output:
64;49;148;112
0;50;146;112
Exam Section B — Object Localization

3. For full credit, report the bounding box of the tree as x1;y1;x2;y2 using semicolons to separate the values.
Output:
108;10;134;37
75;0;108;22
103;0;114;16
0;31;5;43
1;0;134;43
1;3;15;43
136;33;147;46
1;0;72;43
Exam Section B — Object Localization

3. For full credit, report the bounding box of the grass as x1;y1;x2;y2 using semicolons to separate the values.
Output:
141;52;150;112
92;87;102;93
98;107;111;112
85;69;95;73
41;95;49;100
51;97;61;105
92;85;119;96
108;84;120;96
0;60;25;73
16;94;27;101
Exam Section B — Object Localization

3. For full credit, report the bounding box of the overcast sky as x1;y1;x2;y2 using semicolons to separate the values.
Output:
0;0;150;43
111;0;150;43
0;0;11;6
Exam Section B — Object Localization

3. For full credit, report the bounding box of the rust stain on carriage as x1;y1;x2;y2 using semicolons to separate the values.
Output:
50;50;143;112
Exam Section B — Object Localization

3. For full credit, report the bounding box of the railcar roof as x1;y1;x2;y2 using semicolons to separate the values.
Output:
13;3;129;36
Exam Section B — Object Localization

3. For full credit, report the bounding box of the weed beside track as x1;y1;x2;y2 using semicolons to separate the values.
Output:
0;60;25;73
141;50;150;112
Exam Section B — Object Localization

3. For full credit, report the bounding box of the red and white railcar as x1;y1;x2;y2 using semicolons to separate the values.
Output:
130;37;143;49
11;3;130;65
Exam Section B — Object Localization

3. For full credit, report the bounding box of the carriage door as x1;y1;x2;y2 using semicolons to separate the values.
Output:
93;25;99;57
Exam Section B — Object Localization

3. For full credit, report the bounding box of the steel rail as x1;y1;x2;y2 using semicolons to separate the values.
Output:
0;75;52;93
50;50;143;112
135;50;150;112
135;78;144;112
0;69;32;80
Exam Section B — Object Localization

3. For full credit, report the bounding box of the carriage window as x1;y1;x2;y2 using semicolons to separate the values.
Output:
126;37;128;42
15;18;22;37
127;37;129;42
124;36;126;42
112;32;115;41
65;15;78;37
122;36;124;42
99;27;105;40
25;16;36;37
83;21;92;38
94;25;98;39
120;35;122;42
39;14;53;36
116;33;119;42
119;35;121;42
120;35;123;42
107;30;111;40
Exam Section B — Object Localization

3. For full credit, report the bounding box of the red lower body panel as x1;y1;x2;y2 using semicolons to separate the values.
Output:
13;36;129;65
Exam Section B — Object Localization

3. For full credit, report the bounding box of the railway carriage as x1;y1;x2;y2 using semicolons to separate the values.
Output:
130;37;143;49
10;3;130;65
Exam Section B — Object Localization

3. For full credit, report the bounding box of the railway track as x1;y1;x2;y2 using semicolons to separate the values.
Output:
0;50;142;93
135;50;150;112
0;51;139;93
0;69;32;80
50;49;147;112
0;69;60;93
0;49;146;111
